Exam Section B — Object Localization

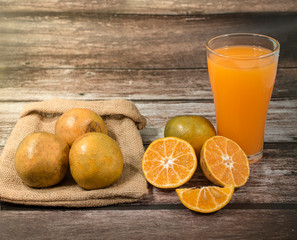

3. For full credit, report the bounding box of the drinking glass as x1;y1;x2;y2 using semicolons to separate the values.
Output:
206;33;280;164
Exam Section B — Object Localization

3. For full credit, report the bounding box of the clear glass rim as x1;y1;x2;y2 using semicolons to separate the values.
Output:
206;33;280;60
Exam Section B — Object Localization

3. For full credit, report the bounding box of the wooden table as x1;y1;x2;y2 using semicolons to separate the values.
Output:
1;1;297;239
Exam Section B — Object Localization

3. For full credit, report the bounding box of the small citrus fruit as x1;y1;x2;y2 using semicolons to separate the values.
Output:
14;132;69;188
200;136;250;188
164;115;216;157
142;137;197;188
69;132;123;190
55;108;108;146
176;185;234;213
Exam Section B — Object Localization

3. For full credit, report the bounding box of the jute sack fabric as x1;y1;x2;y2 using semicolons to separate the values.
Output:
0;99;148;207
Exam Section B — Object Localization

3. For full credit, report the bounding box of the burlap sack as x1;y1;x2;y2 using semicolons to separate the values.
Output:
0;99;148;207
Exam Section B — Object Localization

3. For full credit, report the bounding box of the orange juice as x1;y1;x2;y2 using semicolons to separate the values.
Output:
207;45;278;160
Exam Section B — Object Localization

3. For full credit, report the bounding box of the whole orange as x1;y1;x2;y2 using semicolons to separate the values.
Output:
164;115;216;157
55;108;107;146
14;132;69;188
69;132;123;190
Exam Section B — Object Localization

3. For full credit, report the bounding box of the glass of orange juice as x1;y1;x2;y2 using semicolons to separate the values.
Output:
206;33;280;164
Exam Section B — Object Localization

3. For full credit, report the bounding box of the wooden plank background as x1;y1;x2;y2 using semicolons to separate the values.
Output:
1;0;297;14
0;1;297;239
1;13;296;68
1;68;296;100
1;210;297;239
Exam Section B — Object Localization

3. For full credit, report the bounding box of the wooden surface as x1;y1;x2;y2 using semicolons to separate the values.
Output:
1;0;297;14
1;1;297;239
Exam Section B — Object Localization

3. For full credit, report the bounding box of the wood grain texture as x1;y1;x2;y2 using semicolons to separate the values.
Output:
0;14;296;68
0;209;296;239
0;100;296;147
0;0;297;14
0;68;296;101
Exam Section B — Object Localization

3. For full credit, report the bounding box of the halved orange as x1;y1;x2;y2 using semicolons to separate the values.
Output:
142;137;197;188
200;136;250;188
176;185;234;213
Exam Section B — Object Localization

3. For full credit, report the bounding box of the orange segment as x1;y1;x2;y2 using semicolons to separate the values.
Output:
200;136;250;188
142;137;197;188
176;185;234;213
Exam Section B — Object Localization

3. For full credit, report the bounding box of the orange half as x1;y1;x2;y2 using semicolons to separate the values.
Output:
142;137;197;188
176;185;234;213
200;136;250;188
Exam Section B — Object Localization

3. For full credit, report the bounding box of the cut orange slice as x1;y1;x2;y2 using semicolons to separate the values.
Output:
200;136;250;188
142;137;197;188
176;185;234;213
